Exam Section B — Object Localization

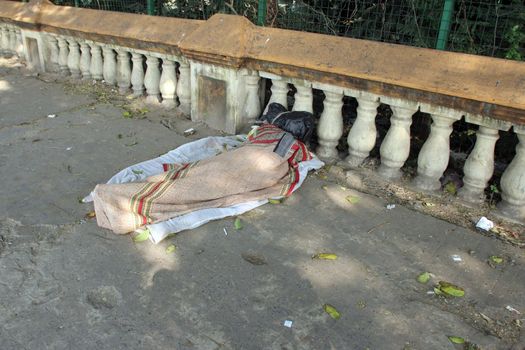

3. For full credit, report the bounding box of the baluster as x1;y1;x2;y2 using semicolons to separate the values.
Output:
345;95;380;168
378;102;416;179
116;49;131;94
498;130;525;220
131;53;145;97
243;72;261;123
176;61;191;114
47;35;60;72
292;84;313;113
144;55;161;103
67;38;81;79
9;28;17;54
79;41;91;80
159;58;177;107
458;126;499;202
15;30;23;59
264;79;288;112
0;26;8;54
89;43;103;80
102;46;117;85
413;113;460;191
57;37;69;75
317;89;344;159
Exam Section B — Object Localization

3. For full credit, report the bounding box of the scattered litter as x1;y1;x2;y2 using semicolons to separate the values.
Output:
166;244;176;253
47;114;56;118
489;255;503;264
312;253;338;260
223;228;228;236
132;169;144;175
386;204;396;210
366;221;388;234
451;254;463;262
241;252;267;265
66;147;72;151
476;216;494;231
423;202;435;207
346;195;360;204
283;320;293;328
506;305;521;314
417;272;431;284
323;303;341;320
437;281;465;297
479;313;492;323
447;336;465;344
444;182;457;195
426;291;435;295
132;228;150;243
183;128;196;136
234;217;242;230
268;198;284;204
85;211;96;219
356;300;366;309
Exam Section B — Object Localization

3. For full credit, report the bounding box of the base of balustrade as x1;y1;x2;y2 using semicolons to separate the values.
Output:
377;164;402;180
497;201;525;224
145;94;161;104
70;70;81;79
161;99;176;109
457;185;485;204
412;174;441;192
344;153;366;169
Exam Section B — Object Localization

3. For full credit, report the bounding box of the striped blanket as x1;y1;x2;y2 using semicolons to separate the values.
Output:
92;124;313;234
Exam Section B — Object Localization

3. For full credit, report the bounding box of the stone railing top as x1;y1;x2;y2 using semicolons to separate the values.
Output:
1;0;525;123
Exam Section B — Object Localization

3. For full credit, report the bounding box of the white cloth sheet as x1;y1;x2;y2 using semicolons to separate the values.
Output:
84;135;324;243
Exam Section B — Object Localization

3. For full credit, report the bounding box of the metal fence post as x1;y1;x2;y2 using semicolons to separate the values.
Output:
257;0;267;26
436;0;455;50
147;0;155;15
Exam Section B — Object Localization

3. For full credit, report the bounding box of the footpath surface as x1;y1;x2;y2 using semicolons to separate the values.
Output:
0;57;524;350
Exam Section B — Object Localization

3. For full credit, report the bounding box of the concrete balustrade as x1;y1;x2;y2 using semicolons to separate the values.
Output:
159;58;177;107
176;60;191;115
315;84;344;159
79;41;91;79
291;81;313;113
67;38;81;79
89;43;103;80
102;46;117;85
378;99;417;179
264;77;288;113
116;49;131;94
243;72;261;124
47;35;60;72
131;52;145;97
413;106;462;191
345;91;380;168
1;1;524;223
57;36;69;75
144;55;161;103
0;25;8;54
499;128;525;221
15;29;23;58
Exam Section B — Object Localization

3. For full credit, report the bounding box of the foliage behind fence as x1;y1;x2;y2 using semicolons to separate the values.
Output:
50;0;525;60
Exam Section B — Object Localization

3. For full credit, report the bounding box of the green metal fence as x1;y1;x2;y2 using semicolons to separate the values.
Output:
50;0;524;60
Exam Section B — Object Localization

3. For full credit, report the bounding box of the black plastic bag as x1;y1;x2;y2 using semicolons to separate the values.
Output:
258;103;315;143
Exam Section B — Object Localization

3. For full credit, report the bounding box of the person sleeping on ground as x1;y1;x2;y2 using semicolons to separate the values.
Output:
91;103;316;235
